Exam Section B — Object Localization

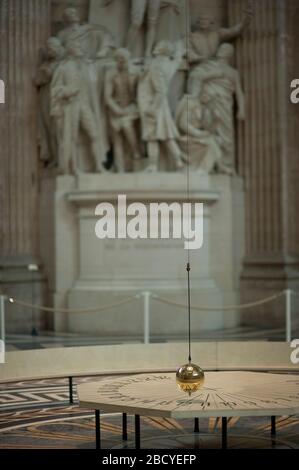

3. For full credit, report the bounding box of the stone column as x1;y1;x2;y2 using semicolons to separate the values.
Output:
228;0;299;327
0;0;51;333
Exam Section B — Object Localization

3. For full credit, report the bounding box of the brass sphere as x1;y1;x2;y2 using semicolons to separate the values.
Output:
176;362;205;395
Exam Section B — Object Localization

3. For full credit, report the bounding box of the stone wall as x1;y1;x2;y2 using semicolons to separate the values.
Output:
229;0;299;327
0;0;52;333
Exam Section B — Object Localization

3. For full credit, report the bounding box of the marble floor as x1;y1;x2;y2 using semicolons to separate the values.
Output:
0;377;298;449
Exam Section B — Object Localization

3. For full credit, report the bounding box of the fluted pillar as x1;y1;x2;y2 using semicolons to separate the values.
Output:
228;0;299;326
0;0;51;332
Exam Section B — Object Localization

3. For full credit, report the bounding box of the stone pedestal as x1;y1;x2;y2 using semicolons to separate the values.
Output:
0;0;51;333
39;173;244;339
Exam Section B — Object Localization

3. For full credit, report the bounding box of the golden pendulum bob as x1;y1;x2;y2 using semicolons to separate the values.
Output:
176;361;205;395
176;263;205;395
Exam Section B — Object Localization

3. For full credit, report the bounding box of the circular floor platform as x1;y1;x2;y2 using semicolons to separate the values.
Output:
78;371;299;418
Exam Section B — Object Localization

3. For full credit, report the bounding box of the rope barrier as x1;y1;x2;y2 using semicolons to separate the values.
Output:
6;290;288;314
8;295;139;314
2;289;296;344
151;291;285;311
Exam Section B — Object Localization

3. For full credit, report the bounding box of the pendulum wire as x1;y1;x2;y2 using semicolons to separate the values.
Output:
187;261;191;363
185;3;191;364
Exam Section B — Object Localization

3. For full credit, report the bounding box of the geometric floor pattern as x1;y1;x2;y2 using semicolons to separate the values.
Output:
0;378;299;449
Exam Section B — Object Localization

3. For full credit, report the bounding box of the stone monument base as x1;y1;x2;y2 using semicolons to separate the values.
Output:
39;172;244;339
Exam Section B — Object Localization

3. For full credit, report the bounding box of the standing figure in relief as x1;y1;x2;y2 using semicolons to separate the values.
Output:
176;81;221;174
138;40;185;172
128;0;183;56
58;7;114;60
50;42;104;174
101;0;161;57
35;37;64;167
191;43;245;174
127;0;161;57
188;2;253;64
105;48;142;172
100;0;182;56
156;0;182;44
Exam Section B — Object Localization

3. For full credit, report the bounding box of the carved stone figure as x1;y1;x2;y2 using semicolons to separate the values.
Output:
188;2;252;64
57;7;114;60
127;0;161;57
176;82;221;174
105;48;142;172
138;40;185;172
102;0;181;57
35;37;64;167
156;0;182;44
101;0;161;57
50;42;105;174
191;43;245;174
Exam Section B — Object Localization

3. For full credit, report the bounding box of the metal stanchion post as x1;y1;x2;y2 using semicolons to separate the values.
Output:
69;377;73;404
0;295;6;364
285;289;292;342
142;291;150;344
95;409;101;450
135;414;140;449
122;413;128;441
28;264;39;336
271;416;276;437
222;417;227;449
0;295;5;342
